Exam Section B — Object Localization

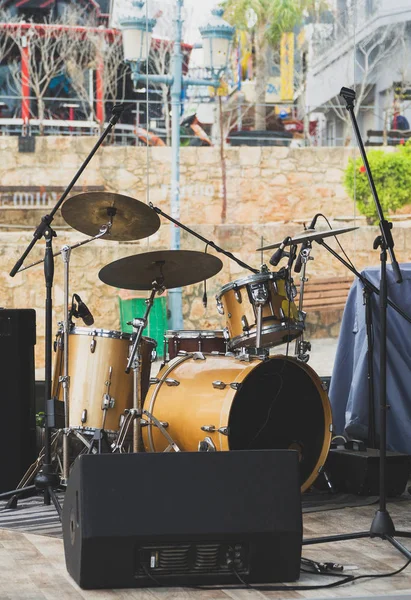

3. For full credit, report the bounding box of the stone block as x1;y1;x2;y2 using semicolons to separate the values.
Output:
239;147;261;166
325;168;344;183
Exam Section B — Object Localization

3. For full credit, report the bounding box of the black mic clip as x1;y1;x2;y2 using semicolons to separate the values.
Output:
109;103;126;125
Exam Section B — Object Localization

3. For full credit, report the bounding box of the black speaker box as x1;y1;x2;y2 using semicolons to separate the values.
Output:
63;450;302;589
0;308;36;492
326;448;411;496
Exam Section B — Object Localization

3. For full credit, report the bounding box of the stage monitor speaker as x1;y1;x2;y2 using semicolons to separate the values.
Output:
63;450;302;589
0;308;36;492
326;448;411;496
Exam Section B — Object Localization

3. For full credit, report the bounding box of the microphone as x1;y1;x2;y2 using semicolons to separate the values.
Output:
73;294;94;326
307;213;321;231
294;241;309;273
270;237;291;267
202;286;208;309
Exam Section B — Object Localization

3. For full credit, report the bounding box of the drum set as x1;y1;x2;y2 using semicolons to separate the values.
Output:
19;191;358;494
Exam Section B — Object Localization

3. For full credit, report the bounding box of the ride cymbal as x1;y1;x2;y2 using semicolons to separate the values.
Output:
99;250;223;290
256;226;359;251
61;192;160;241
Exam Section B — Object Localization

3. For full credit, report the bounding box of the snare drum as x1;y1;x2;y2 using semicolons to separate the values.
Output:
164;330;227;360
52;327;156;432
143;354;332;491
216;271;304;350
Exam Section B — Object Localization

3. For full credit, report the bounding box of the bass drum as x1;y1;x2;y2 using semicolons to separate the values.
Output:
143;354;332;492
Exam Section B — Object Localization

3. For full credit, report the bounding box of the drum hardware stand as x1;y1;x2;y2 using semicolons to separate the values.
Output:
0;429;63;508
125;277;166;452
149;203;258;274
6;105;125;515
112;409;180;454
303;87;411;560
294;244;313;363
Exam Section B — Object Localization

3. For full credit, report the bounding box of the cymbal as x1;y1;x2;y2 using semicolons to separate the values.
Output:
61;192;160;241
99;250;223;290
256;226;359;251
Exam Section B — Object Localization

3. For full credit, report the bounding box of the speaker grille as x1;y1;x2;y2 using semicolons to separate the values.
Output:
136;542;248;577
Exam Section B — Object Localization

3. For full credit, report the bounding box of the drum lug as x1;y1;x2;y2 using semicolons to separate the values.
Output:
165;378;180;386
81;409;87;423
223;327;230;340
201;425;229;436
234;289;242;304
102;393;115;409
150;377;160;385
230;382;242;391
241;316;249;333
216;297;225;315
193;352;206;361
201;424;216;432
212;380;226;390
90;338;96;353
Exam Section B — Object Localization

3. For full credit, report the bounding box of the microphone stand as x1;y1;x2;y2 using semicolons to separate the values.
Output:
3;105;125;517
303;87;411;560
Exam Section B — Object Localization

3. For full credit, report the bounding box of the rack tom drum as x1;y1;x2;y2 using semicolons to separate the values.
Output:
216;271;304;350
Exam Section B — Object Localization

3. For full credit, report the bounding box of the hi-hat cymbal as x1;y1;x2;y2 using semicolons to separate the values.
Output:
256;226;359;251
99;250;223;290
61;192;160;241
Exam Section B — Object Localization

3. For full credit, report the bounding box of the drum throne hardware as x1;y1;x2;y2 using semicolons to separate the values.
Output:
99;249;224;454
3;104;128;514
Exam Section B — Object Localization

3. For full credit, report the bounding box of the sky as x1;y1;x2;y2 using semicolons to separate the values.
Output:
112;0;220;44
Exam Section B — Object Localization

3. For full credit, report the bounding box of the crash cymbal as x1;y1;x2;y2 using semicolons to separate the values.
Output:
99;250;223;290
256;226;359;251
61;192;160;241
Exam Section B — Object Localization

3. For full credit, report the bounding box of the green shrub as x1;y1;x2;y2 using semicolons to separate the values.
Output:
344;143;411;224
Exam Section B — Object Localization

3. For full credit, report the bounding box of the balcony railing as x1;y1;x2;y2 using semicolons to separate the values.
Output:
0;93;383;147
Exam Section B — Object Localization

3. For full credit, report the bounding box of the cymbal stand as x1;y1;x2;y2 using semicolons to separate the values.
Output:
5;105;125;516
149;203;257;274
19;223;112;484
294;244;313;363
125;278;165;452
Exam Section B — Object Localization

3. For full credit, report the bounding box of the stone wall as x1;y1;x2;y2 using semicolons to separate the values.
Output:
1;137;410;370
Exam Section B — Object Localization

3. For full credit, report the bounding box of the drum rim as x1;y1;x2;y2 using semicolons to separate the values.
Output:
70;327;131;340
165;329;225;339
225;354;332;493
216;271;280;299
228;321;304;349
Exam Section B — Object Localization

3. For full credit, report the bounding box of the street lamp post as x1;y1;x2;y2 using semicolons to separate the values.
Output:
119;1;234;329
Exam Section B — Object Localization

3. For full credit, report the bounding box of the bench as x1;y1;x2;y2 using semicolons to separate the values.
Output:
366;129;411;146
296;276;354;337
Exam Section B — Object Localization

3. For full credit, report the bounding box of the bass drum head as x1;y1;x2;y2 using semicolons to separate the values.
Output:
228;356;332;492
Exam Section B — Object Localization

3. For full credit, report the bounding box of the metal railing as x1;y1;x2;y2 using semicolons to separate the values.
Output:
0;93;382;147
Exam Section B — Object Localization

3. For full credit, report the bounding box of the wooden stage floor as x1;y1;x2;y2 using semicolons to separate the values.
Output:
1;500;411;599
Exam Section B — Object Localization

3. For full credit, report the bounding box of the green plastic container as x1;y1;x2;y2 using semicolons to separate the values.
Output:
118;296;168;358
